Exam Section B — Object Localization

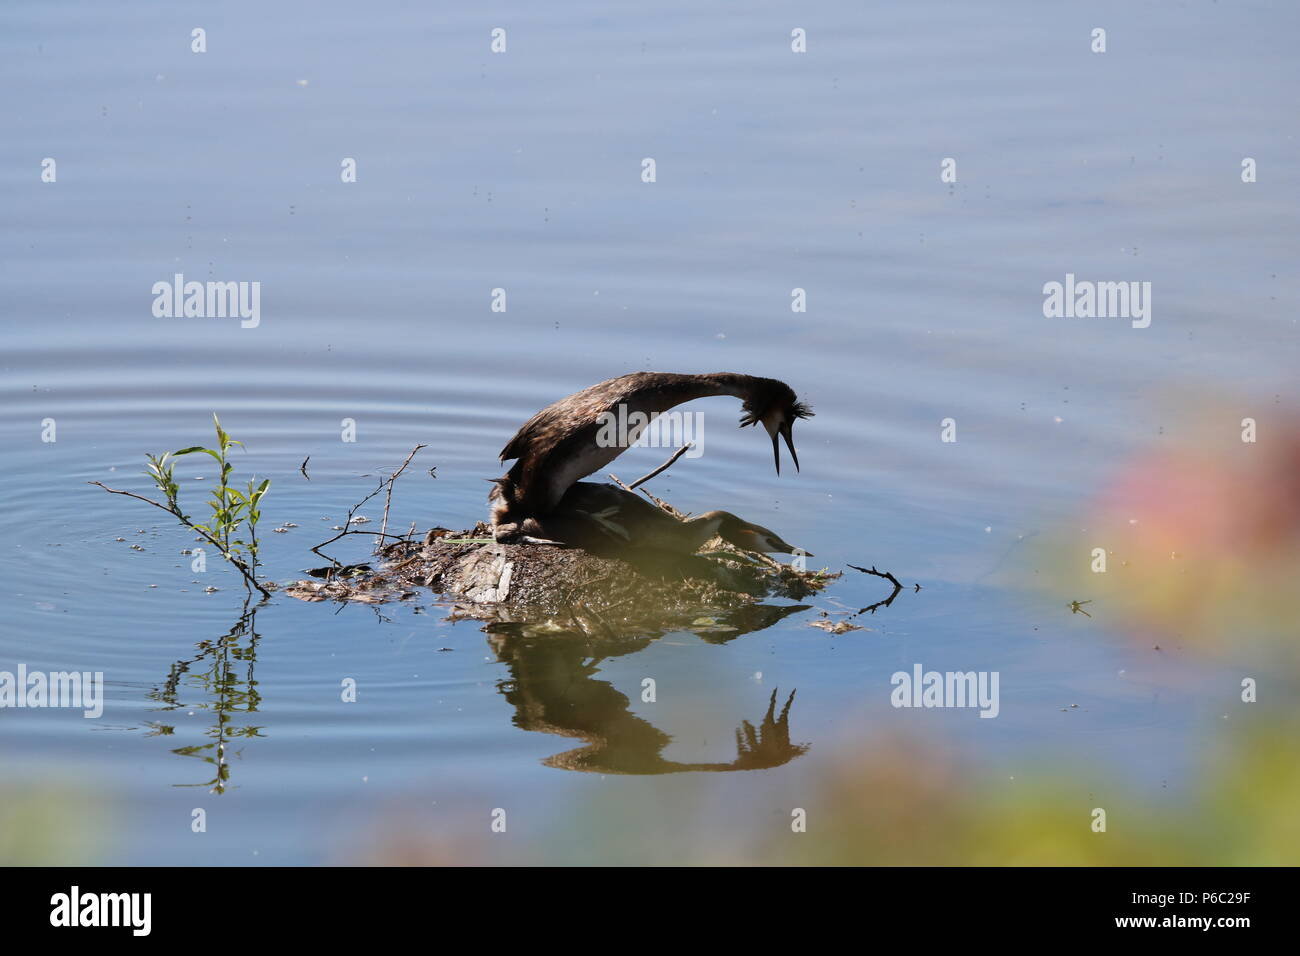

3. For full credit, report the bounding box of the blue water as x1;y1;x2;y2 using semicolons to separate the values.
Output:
2;0;1297;864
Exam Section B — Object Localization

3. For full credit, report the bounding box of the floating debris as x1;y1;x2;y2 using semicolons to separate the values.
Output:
303;563;371;579
807;619;865;634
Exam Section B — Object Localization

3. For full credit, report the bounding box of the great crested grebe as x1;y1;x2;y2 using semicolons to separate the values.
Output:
520;481;809;557
490;371;812;541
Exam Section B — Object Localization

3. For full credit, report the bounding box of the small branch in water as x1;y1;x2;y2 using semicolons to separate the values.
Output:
379;444;427;544
312;444;427;568
848;564;902;590
89;481;272;598
846;564;905;616
317;528;413;548
629;443;693;490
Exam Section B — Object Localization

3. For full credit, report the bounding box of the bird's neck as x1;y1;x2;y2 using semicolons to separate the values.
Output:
698;373;760;400
681;510;735;550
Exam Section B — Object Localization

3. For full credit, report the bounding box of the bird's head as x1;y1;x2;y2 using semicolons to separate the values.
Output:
738;379;813;474
716;513;810;556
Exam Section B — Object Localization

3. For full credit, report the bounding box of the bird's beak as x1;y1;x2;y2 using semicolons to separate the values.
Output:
779;421;800;473
768;535;811;556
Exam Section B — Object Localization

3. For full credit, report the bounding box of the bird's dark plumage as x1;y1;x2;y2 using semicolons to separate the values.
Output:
522;482;805;557
490;371;811;540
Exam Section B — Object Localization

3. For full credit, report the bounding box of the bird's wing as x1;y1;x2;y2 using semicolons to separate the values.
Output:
500;373;731;512
499;372;724;463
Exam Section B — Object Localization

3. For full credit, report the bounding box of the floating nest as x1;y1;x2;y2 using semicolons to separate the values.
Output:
283;522;837;641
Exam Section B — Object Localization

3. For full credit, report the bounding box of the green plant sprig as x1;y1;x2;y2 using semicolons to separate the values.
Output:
98;415;271;597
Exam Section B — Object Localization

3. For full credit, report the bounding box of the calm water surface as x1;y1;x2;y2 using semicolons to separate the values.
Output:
2;1;1297;863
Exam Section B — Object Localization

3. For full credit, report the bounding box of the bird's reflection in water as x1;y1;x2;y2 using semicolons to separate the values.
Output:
484;602;811;774
144;598;266;794
142;594;812;789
